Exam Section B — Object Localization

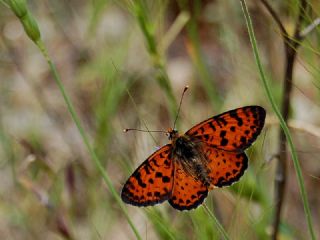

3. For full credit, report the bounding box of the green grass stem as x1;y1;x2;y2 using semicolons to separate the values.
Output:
185;17;222;108
239;1;315;239
6;1;142;235
178;0;222;109
132;1;178;120
203;204;230;240
34;40;142;240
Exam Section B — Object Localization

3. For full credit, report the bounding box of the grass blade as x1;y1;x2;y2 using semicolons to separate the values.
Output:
239;1;315;239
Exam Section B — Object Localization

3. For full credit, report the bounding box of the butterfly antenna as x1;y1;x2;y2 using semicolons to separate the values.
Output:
173;85;189;130
124;128;167;134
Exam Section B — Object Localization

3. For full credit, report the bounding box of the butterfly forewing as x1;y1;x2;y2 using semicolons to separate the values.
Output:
186;106;266;151
121;145;174;206
169;161;208;210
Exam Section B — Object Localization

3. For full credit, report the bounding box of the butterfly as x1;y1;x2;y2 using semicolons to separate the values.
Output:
121;106;266;210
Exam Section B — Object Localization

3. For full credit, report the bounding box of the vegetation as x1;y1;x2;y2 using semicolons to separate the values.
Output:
0;0;319;239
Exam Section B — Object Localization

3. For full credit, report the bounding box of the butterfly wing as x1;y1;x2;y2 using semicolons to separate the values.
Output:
202;145;248;188
168;161;208;210
185;106;266;151
121;145;174;207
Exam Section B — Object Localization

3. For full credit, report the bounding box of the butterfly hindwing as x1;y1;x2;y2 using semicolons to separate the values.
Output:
186;106;266;151
121;145;174;206
203;145;248;188
169;161;208;210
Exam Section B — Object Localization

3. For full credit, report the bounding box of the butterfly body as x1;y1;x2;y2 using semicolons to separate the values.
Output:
122;106;266;210
170;132;211;187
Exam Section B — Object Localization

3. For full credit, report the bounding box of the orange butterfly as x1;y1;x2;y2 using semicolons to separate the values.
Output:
121;106;266;210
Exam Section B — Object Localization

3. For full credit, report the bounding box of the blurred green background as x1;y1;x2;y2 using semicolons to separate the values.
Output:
0;0;319;239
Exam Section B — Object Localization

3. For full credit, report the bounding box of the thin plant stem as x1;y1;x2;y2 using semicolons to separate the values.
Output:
185;17;221;108
275;1;307;238
300;17;320;37
259;0;288;38
35;41;142;240
4;1;141;236
259;0;315;239
202;204;230;240
133;1;178;120
178;0;221;108
239;1;315;239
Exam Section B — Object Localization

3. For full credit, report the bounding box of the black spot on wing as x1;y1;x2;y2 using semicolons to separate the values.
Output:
229;110;243;126
162;176;170;183
220;130;227;137
220;138;228;146
133;172;147;188
208;121;216;131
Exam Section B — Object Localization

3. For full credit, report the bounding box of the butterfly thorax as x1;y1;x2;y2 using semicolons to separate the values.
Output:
171;134;211;187
168;128;179;141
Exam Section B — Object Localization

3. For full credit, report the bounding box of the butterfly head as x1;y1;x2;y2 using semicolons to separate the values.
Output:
167;128;179;141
